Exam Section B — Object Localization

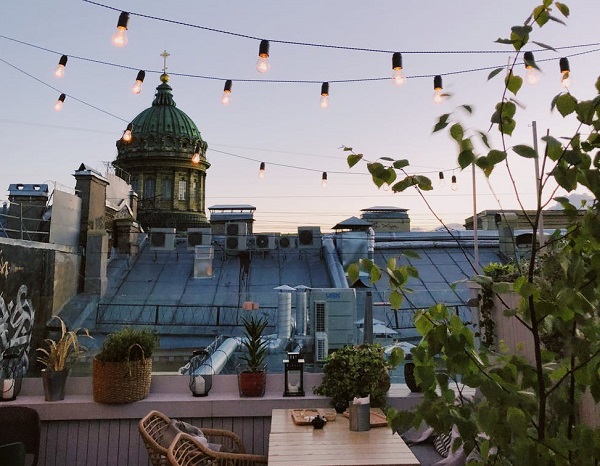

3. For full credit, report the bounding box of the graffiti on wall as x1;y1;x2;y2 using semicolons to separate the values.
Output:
0;250;36;377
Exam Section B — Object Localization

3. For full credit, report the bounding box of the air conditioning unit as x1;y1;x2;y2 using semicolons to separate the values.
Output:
255;233;278;250
315;332;329;361
187;227;212;250
149;228;176;250
297;226;322;249
277;235;296;250
226;222;248;251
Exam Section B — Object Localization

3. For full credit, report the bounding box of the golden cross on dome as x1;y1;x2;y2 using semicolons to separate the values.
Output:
160;50;170;74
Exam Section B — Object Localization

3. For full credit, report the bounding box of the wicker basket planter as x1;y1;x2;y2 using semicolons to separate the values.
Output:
93;356;153;404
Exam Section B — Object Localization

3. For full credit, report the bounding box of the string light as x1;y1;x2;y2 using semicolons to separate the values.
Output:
391;52;406;86
132;70;145;94
256;40;270;73
321;172;328;188
559;57;571;88
221;79;232;105
438;171;445;187
433;75;444;103
122;122;133;142
112;11;129;47
54;55;68;78
320;82;330;109
192;143;201;163
54;93;66;111
451;174;458;191
259;162;265;179
523;51;540;85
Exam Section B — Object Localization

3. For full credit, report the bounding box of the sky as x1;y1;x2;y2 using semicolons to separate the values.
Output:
1;0;598;233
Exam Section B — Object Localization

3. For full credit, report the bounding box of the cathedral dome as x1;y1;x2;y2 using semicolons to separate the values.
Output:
115;74;207;159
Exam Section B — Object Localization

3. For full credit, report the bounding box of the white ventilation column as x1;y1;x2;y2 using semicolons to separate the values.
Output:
277;290;292;341
295;286;309;336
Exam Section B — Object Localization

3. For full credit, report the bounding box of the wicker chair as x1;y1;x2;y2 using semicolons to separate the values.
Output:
167;431;268;466
139;410;268;466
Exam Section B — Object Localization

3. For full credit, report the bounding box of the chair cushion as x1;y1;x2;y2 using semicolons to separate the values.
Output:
434;431;452;457
161;420;223;452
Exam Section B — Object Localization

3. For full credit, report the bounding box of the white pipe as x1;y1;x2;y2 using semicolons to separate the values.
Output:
295;290;307;335
277;291;292;341
323;236;348;288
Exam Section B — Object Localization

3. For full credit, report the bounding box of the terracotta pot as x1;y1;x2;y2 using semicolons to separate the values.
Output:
238;370;266;397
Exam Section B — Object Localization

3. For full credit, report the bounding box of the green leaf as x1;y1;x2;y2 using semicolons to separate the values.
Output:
487;149;507;164
342;146;353;152
347;153;363;168
487;67;504;81
347;263;359;284
389;290;403;310
512;144;538;159
450;123;464;143
403;250;420;259
541;135;563;162
531;41;556;51
433;114;451;133
415;175;433;191
458;150;475;169
505;73;523;95
564;150;583;165
556;93;577;117
478;131;490;148
548;15;566;26
380;157;394;162
595;76;600;93
499;118;516;136
460;104;473;114
576;100;596;125
367;162;388;188
393;159;410;170
475;156;494;177
532;6;550;27
392;176;418;192
555;2;570;17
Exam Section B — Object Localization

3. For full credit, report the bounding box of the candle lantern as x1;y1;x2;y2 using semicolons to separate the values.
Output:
0;347;24;401
283;352;305;397
188;350;213;397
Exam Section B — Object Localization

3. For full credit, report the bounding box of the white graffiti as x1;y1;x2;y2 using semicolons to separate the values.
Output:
0;285;35;373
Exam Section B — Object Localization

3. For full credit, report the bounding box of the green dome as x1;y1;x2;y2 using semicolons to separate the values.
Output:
115;76;208;159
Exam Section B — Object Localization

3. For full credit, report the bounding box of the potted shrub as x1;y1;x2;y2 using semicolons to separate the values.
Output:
238;315;269;397
314;343;402;409
92;327;159;404
36;316;91;401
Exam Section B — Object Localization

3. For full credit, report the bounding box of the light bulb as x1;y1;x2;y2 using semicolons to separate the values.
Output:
54;55;68;78
256;57;270;73
433;75;444;103
321;172;328;188
320;82;329;108
122;129;132;142
112;28;128;47
259;162;265;179
559;57;571;89
320;95;329;108
54;64;65;78
392;69;406;86
383;183;390;191
54;93;66;111
192;144;200;163
438;172;445;187
525;67;540;85
132;80;143;94
112;12;129;47
256;40;270;73
561;72;572;89
451;175;458;191
221;91;232;105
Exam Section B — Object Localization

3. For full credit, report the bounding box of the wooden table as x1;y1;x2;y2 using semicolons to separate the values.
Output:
268;408;419;466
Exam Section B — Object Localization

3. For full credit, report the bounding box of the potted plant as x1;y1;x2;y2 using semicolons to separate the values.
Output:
36;316;91;401
238;315;269;397
92;327;159;404
314;343;402;409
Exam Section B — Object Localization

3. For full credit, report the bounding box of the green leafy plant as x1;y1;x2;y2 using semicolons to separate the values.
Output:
239;315;269;372
314;343;403;408
95;327;159;363
36;316;92;371
346;2;600;463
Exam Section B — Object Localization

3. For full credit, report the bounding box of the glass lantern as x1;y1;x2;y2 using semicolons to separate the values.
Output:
0;347;24;401
283;352;305;397
188;350;213;397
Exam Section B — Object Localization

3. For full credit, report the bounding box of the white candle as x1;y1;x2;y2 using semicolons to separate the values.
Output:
2;379;14;399
193;376;205;394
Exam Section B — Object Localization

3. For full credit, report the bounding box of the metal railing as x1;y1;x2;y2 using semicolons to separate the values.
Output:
96;303;278;327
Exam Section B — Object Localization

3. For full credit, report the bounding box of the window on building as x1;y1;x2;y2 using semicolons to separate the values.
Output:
178;180;186;201
144;177;155;199
163;178;172;200
131;177;139;195
191;178;197;201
